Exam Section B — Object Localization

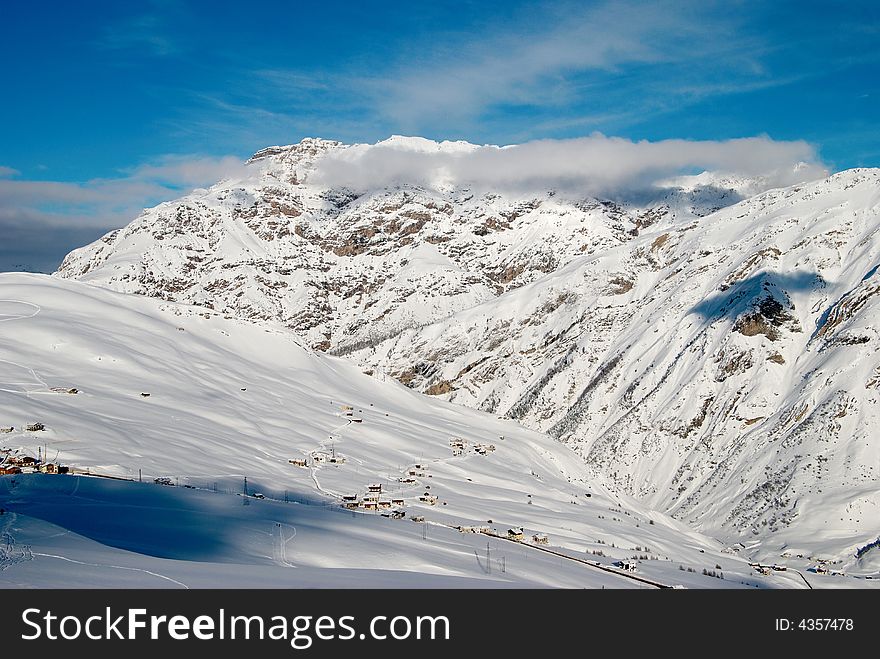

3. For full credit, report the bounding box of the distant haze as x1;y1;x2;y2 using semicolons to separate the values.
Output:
0;223;108;274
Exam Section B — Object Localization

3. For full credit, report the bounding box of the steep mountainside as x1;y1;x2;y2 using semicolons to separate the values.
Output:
2;274;815;588
54;137;880;561
347;169;880;555
58;137;757;352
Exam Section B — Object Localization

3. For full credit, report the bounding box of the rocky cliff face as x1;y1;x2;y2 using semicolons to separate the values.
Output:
58;137;753;353
57;137;880;558
346;169;880;555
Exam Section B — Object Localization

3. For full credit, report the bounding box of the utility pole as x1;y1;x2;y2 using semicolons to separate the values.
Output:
487;542;491;575
138;468;142;483
243;476;249;505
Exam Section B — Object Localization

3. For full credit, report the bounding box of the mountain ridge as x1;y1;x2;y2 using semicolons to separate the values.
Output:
54;137;880;559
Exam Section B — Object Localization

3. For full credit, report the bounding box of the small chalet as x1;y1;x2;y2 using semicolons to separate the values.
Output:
532;533;549;545
289;458;308;467
367;483;383;493
507;528;524;541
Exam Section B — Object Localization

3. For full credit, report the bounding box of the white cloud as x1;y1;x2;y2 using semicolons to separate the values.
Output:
310;134;827;196
127;155;249;188
356;0;768;133
0;155;246;229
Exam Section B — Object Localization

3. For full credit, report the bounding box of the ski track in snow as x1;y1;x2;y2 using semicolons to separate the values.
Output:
0;513;34;572
0;300;41;324
0;300;49;398
30;552;190;588
273;522;297;568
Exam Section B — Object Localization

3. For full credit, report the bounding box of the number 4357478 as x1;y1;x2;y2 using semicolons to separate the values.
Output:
775;619;853;631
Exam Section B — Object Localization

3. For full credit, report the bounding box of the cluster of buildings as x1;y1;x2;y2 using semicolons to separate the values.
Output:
0;452;69;476
748;561;788;575
311;449;346;465
448;436;496;457
341;483;405;516
419;492;439;505
504;527;550;546
339;404;363;423
0;423;70;475
288;448;347;468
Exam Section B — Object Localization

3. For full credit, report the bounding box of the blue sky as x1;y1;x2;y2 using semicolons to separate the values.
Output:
0;0;878;271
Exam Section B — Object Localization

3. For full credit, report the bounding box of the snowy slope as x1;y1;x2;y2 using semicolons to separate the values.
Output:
3;273;841;589
49;135;880;574
345;169;880;563
57;137;761;353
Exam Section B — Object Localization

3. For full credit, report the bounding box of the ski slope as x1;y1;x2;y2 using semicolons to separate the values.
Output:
2;273;860;588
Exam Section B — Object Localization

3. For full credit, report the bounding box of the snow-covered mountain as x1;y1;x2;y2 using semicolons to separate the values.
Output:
1;273;820;588
53;137;880;567
349;169;880;558
58;136;763;353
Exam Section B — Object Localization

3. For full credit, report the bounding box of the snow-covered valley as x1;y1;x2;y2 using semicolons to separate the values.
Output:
3;137;879;588
3;273;871;588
